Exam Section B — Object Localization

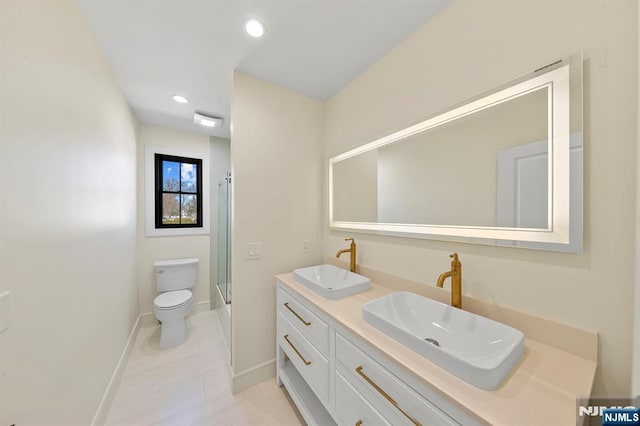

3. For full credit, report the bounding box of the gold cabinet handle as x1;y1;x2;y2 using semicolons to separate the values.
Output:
355;366;421;426
284;302;311;326
283;334;311;366
355;421;362;426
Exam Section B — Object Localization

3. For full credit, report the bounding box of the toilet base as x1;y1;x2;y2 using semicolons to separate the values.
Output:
158;318;188;349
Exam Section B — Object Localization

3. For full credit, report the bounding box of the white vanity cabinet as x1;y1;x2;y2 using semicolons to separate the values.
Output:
276;287;330;405
276;280;471;426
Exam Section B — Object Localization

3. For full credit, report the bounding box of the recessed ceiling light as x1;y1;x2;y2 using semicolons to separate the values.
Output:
193;112;223;128
244;19;265;38
172;95;189;104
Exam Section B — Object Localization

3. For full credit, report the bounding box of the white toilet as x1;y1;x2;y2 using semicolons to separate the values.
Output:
153;258;198;349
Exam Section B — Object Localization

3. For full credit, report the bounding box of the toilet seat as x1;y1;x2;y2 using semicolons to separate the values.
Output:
154;289;192;310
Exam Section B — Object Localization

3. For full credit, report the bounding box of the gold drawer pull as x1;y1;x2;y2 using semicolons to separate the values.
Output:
284;302;311;326
355;421;363;426
283;334;311;366
355;366;422;426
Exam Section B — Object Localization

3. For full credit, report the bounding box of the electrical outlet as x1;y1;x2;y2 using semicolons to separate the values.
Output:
301;239;310;253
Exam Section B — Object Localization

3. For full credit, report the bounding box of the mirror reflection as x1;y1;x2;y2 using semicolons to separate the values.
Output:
329;59;583;251
333;88;548;228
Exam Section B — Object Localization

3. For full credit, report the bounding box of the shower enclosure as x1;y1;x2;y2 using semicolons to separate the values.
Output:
217;172;231;304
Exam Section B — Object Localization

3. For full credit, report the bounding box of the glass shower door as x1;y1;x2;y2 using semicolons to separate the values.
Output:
217;172;231;304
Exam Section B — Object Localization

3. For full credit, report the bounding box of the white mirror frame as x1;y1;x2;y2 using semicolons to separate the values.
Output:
329;64;571;244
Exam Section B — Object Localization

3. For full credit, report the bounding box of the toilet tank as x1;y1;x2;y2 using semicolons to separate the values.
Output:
154;258;199;292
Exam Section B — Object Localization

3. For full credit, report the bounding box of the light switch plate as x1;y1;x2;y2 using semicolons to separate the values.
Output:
246;242;262;260
0;291;10;334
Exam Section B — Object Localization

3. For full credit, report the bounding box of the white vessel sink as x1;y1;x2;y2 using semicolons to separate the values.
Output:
293;264;371;300
362;291;525;390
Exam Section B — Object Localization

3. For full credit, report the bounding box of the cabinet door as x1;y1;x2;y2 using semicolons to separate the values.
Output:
336;333;458;426
277;287;329;354
278;312;330;403
336;369;391;426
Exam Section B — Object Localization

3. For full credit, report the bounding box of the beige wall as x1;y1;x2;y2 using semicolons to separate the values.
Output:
324;0;637;397
231;72;324;390
0;0;139;424
634;2;640;397
136;124;211;315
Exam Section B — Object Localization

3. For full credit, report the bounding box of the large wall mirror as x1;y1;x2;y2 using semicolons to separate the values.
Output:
329;55;583;252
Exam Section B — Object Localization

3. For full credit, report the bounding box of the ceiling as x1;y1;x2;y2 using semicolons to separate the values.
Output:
76;0;449;138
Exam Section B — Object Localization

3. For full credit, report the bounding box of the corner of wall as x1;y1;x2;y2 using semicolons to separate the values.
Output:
229;73;325;388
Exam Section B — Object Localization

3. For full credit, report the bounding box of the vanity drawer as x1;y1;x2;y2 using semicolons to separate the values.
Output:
336;369;391;426
336;333;458;426
277;287;329;354
278;312;330;403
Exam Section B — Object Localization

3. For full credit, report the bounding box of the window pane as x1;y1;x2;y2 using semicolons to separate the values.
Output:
181;194;198;224
155;153;202;228
162;161;180;191
162;194;181;224
181;163;198;193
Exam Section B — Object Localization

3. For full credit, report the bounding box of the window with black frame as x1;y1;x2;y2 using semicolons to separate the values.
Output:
154;153;203;228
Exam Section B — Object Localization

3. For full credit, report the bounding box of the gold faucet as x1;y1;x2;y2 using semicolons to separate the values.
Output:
437;253;462;309
336;238;357;273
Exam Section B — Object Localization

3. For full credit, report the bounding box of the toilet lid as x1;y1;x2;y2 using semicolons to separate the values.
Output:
154;289;192;309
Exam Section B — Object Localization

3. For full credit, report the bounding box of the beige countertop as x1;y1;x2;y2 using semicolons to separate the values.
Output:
276;272;596;426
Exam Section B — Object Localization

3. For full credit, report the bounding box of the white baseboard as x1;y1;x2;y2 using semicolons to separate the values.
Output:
139;299;211;320
231;358;276;394
90;315;142;426
191;299;211;314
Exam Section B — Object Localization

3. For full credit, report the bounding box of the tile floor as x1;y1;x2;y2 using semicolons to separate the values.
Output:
105;310;303;426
